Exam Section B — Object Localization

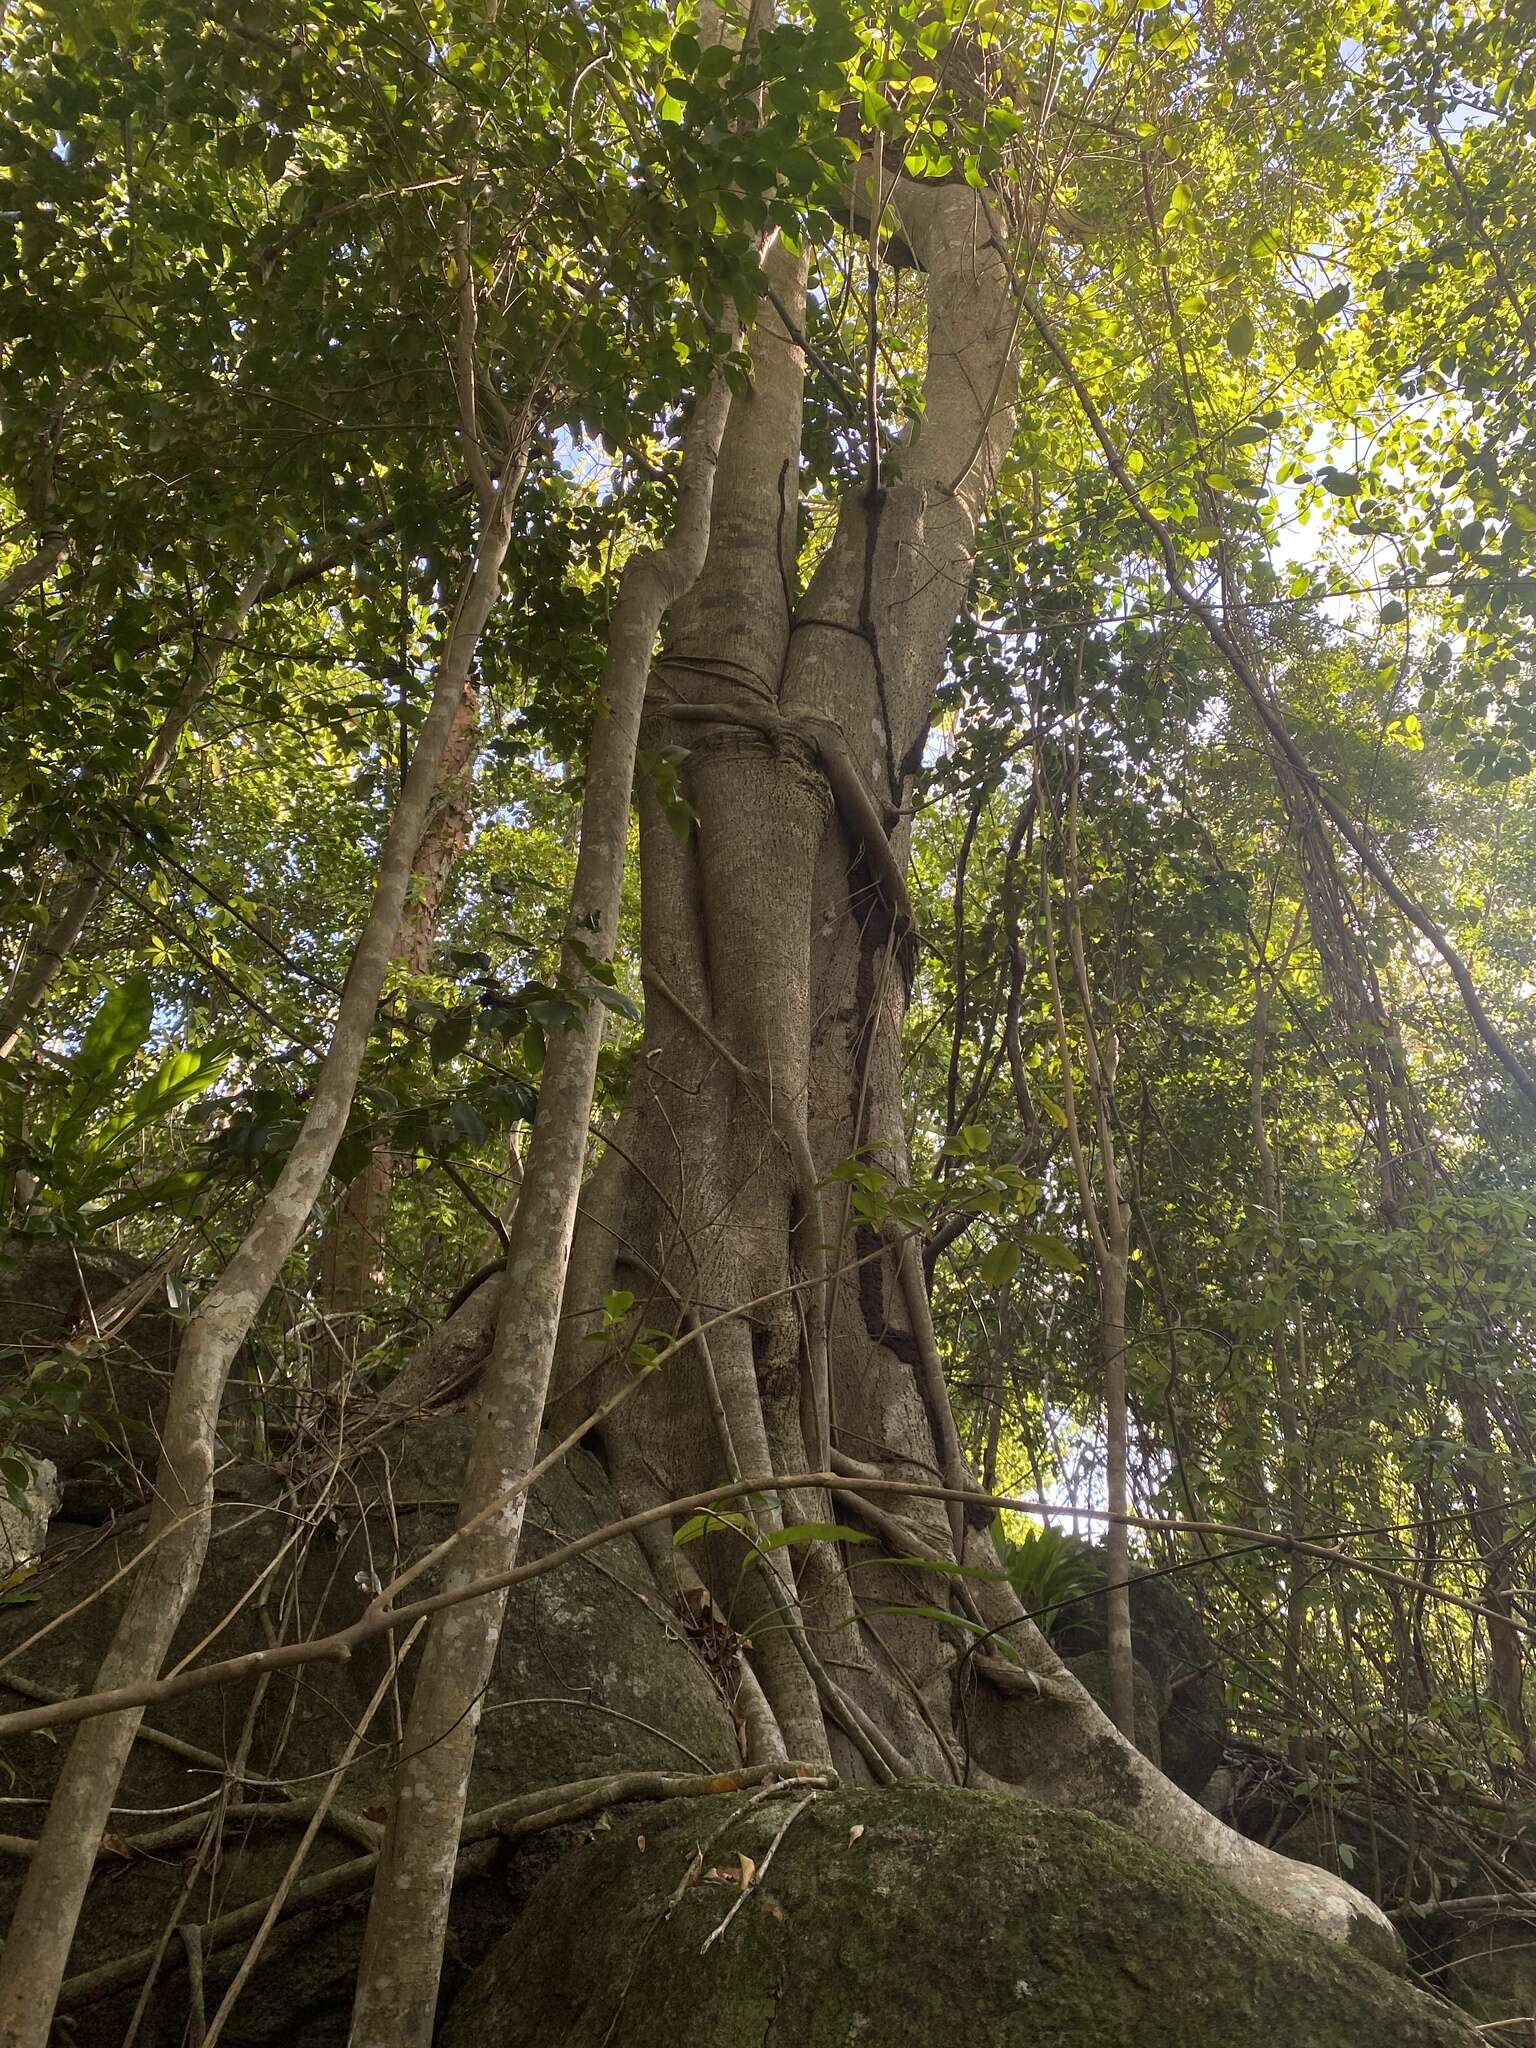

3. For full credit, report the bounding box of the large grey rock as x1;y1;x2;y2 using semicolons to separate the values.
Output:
1272;1804;1425;1909
1447;1916;1536;2026
0;1451;57;1568
440;1783;1477;2048
1052;1546;1227;1796
0;1418;740;2045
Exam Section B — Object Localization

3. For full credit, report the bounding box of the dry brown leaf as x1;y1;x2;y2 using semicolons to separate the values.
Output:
636;1835;647;1852
593;1812;611;1832
736;1850;756;1892
846;1824;865;1847
98;1833;136;1861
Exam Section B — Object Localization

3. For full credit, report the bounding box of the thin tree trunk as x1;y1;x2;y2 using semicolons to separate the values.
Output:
318;677;482;1365
1460;1387;1533;1768
0;433;530;2048
347;362;735;2048
1249;917;1312;1764
1037;766;1135;1741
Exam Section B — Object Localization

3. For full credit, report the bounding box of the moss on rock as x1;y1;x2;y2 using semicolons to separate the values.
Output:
441;1783;1478;2048
0;1419;738;2044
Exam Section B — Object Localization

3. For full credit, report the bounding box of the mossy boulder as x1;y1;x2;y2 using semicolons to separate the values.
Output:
1062;1650;1165;1770
440;1782;1477;2048
1273;1802;1443;1910
0;1418;739;2045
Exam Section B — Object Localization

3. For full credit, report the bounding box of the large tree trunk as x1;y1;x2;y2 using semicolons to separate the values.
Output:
542;175;1399;1962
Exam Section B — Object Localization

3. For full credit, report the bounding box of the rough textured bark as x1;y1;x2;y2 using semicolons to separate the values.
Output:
0;438;529;2048
536;172;1399;1963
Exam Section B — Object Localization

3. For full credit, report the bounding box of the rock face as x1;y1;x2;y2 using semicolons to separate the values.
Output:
440;1782;1477;2048
1447;1918;1536;2024
1272;1802;1432;1909
0;1451;56;1567
1053;1547;1227;1796
0;1242;182;1515
0;1417;740;2046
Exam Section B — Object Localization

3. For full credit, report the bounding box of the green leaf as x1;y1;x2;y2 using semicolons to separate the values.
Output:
880;1554;1007;1583
79;1063;223;1173
979;1239;1022;1288
673;1509;754;1548
759;1522;874;1551
446;1099;489;1146
867;1603;1019;1659
591;981;643;1021
1225;311;1256;360
430;1012;475;1068
1021;1232;1083;1274
73;972;153;1089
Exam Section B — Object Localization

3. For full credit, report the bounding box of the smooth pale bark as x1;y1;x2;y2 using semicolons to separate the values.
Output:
0;557;270;1059
347;366;735;2048
0;447;528;2048
318;677;482;1365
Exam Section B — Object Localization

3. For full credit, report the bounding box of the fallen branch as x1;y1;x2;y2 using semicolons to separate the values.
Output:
0;1794;381;1864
